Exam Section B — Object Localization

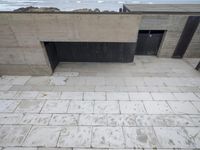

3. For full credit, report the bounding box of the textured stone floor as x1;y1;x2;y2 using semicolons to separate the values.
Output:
0;56;200;150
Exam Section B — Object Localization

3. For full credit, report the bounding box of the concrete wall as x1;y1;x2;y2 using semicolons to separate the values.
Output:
184;23;200;58
139;14;189;57
0;13;141;75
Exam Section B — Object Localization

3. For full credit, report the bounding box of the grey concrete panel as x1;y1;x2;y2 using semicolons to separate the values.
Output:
0;64;52;75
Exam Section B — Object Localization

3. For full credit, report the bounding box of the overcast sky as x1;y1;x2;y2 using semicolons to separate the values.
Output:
0;0;200;11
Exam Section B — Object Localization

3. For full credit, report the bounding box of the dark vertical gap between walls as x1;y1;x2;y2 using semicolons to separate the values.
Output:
173;16;200;58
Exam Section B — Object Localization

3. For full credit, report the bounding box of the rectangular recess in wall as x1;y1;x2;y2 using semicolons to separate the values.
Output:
44;42;136;72
135;30;164;55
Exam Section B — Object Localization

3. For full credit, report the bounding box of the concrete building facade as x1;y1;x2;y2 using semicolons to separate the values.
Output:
123;4;200;58
0;4;199;75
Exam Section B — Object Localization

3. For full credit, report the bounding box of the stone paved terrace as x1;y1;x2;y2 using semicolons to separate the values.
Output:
0;56;200;150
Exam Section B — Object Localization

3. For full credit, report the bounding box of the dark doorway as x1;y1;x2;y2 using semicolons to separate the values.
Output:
44;42;136;72
135;30;164;55
173;16;200;58
196;61;200;71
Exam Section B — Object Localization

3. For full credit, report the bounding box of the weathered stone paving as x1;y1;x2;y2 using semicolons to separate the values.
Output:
0;56;200;150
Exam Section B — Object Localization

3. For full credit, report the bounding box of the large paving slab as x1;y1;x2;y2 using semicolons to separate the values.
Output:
107;114;136;126
49;114;79;125
79;114;107;126
0;125;31;146
84;92;106;101
92;127;125;148
0;56;199;149
15;91;39;99
41;100;70;113
58;126;92;147
15;100;45;113
94;101;120;114
143;101;173;114
20;114;51;125
23;126;61;147
0;113;24;124
123;127;159;148
68;101;94;113
168;101;199;114
36;92;61;100
154;127;197;148
119;101;146;114
0;100;21;112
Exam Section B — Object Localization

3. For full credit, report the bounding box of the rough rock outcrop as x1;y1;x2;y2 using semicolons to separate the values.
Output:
14;6;60;12
14;6;118;13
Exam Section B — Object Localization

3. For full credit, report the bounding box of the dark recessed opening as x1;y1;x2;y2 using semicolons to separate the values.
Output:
173;16;200;58
135;30;165;55
44;42;136;72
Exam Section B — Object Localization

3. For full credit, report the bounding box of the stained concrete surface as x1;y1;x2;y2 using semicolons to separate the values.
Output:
0;13;140;75
0;56;200;149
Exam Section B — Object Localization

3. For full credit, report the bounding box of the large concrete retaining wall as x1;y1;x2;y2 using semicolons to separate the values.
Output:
0;13;141;75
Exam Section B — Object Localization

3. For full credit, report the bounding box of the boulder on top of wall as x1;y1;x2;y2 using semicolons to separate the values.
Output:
14;6;60;12
72;8;117;13
102;10;117;13
72;8;100;12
